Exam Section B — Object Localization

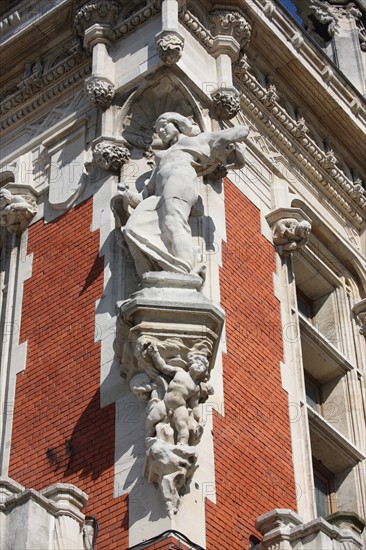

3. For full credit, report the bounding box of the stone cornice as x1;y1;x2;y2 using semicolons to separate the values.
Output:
0;52;91;132
180;3;366;151
233;63;366;228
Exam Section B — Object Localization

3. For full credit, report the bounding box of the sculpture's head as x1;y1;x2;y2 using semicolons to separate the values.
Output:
297;220;311;238
155;112;200;145
187;353;209;380
0;188;12;208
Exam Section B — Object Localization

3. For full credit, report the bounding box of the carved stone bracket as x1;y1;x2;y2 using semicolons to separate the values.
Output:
92;138;130;172
155;30;185;65
74;0;120;37
352;298;366;336
209;9;251;50
211;87;241;120
84;76;115;108
266;208;312;256
0;188;37;235
114;272;224;515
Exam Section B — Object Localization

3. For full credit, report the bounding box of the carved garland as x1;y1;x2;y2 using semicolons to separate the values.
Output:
233;61;366;226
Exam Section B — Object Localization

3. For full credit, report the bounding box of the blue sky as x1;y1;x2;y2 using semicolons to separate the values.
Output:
278;0;302;23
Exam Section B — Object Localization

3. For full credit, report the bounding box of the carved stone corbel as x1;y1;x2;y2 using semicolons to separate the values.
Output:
84;75;115;108
92;138;130;172
74;0;120;38
114;272;224;515
352;299;366;336
266;208;312;256
211;87;241;120
209;10;251;51
0;188;37;235
155;30;185;65
208;9;251;120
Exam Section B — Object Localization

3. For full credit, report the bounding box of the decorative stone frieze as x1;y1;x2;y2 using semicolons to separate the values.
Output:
266;208;312;256
263;82;279;108
233;61;366;225
180;9;214;50
84;76;115;108
155;31;184;65
0;188;37;235
209;9;251;50
0;477;89;550
256;508;364;549
211;88;240;119
92;139;130;172
115;0;162;40
74;0;120;37
0;53;91;131
352;299;366;335
114;272;225;515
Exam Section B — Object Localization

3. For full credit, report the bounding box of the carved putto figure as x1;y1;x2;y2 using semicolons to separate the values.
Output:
129;342;213;515
0;188;37;235
114;112;249;276
272;218;311;256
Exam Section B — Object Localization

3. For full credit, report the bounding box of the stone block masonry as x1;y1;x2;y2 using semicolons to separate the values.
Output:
9;198;128;549
205;179;298;549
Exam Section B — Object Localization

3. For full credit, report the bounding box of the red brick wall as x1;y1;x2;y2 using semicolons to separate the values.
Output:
205;179;297;548
9;199;128;549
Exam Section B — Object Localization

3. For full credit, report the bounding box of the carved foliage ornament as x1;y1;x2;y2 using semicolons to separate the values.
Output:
209;10;251;49
155;32;184;65
0;189;37;235
84;77;115;108
212;89;241;120
74;0;120;36
93;140;130;172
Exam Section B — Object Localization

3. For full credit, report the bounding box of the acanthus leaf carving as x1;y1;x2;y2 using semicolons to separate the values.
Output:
84;76;115;108
92;139;130;172
0;189;37;235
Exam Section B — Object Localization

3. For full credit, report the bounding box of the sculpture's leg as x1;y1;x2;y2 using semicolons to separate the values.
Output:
172;405;190;445
163;198;195;272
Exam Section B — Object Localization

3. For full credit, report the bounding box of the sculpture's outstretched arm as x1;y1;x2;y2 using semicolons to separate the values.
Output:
146;344;179;377
208;125;249;150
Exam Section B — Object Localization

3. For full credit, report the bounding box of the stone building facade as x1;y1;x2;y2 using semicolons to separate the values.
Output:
0;1;365;549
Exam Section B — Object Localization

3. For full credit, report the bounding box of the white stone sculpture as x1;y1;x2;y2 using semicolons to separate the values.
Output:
115;112;249;276
129;343;213;515
272;218;312;256
93;140;130;172
0;188;37;235
114;272;224;515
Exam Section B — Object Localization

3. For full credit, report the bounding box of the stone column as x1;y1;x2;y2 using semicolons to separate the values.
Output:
155;0;185;65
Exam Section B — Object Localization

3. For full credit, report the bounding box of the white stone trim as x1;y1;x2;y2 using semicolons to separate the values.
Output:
0;231;33;475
